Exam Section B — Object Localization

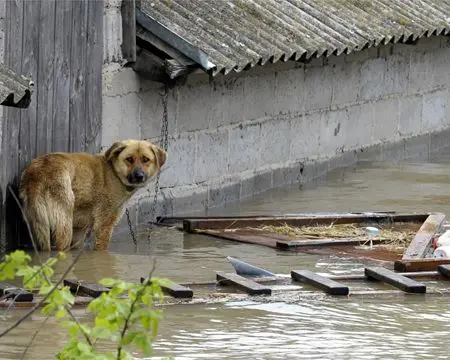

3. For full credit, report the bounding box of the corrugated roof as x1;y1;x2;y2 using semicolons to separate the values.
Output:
138;0;450;76
0;63;33;108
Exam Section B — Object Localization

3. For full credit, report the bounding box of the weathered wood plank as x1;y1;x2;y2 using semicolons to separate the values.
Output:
365;267;426;293
291;270;349;295
0;282;33;302
64;279;110;298
394;258;450;272
276;237;387;249
402;213;446;260
216;272;272;296
139;277;194;298
19;0;40;172
52;0;72;153
436;264;450;277
121;0;136;63
84;0;103;154
2;0;24;250
183;214;428;232
69;0;88;152
36;0;56;155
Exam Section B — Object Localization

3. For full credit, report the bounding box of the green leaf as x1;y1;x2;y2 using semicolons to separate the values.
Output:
121;331;138;346
134;333;153;355
55;308;67;319
77;342;91;353
99;278;117;287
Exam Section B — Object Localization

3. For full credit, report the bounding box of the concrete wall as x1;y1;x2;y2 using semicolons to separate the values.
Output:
102;3;450;227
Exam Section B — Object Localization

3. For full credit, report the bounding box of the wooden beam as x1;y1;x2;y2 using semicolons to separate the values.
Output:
132;48;168;82
140;277;193;298
216;272;272;296
0;282;33;302
365;267;426;293
402;213;446;260
276;237;387;249
291;270;349;295
64;279;110;298
436;264;450;277
183;213;428;232
394;258;450;272
121;0;136;63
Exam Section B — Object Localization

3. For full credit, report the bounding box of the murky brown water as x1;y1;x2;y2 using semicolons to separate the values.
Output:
2;154;450;359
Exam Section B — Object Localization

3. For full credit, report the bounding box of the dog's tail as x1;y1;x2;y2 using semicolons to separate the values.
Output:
18;185;52;251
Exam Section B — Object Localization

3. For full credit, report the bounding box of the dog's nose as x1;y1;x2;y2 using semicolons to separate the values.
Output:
133;169;146;183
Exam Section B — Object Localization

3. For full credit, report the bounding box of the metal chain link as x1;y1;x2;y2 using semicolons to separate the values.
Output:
126;83;169;247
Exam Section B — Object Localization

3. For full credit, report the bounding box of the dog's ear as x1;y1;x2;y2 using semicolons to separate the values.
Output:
150;144;167;169
105;141;127;162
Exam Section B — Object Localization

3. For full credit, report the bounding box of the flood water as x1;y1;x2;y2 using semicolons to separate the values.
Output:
2;152;450;359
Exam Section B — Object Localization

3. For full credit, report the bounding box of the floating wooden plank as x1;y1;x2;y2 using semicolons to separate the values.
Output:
183;213;428;232
64;279;110;298
291;270;349;295
140;277;193;298
402;213;446;260
394;258;450;272
159;212;398;226
365;267;426;293
0;282;33;302
276;237;387;249
216;272;272;296
436;264;450;277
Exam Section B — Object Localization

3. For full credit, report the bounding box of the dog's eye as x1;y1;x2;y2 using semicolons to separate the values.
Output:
142;156;150;163
126;157;134;164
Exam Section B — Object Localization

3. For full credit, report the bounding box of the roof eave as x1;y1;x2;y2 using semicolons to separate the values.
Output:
135;7;215;73
0;63;34;109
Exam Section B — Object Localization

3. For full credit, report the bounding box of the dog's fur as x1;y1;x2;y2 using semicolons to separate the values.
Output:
19;139;167;251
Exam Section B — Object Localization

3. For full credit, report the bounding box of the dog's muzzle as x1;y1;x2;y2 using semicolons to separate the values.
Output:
128;168;148;184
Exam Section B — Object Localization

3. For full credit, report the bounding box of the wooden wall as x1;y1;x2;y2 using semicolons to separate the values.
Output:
0;0;104;252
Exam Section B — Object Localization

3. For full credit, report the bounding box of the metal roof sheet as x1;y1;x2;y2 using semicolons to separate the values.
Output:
0;63;33;108
139;0;450;76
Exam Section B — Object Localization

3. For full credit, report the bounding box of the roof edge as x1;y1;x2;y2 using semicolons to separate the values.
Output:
0;63;34;109
136;7;215;72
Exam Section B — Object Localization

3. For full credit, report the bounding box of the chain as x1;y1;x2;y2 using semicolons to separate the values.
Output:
125;83;169;247
125;208;137;246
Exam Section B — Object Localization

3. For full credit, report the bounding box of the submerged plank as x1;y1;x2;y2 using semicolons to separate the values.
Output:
183;213;428;232
216;272;272;295
140;277;193;298
0;282;33;302
403;213;446;260
394;258;450;272
161;283;193;299
436;264;450;277
64;279;109;298
276;237;387;249
291;270;349;295
365;267;426;293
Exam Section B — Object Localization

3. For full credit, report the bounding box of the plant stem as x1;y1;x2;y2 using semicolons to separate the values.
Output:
0;251;82;338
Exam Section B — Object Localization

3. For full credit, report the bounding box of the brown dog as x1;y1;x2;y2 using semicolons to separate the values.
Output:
19;139;167;251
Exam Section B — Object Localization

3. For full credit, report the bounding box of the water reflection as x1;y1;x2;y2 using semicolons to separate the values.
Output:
3;155;450;359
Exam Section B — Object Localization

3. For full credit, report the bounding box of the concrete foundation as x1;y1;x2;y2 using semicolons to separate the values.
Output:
102;5;450;229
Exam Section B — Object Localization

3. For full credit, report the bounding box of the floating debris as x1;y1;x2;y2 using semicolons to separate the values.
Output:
254;223;418;250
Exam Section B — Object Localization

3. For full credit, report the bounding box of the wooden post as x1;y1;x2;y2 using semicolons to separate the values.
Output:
121;0;136;63
402;213;446;260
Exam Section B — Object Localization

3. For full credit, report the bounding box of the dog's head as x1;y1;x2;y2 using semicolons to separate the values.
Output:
104;139;167;189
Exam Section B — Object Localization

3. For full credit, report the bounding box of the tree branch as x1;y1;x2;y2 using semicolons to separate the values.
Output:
0;250;83;338
116;259;156;359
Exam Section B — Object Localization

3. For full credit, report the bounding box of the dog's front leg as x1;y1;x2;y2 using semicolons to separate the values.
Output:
93;213;121;251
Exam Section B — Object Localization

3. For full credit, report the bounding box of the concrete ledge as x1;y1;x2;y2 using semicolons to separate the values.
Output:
115;128;450;228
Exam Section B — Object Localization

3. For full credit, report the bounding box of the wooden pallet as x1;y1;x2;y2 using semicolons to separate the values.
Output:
174;212;446;262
